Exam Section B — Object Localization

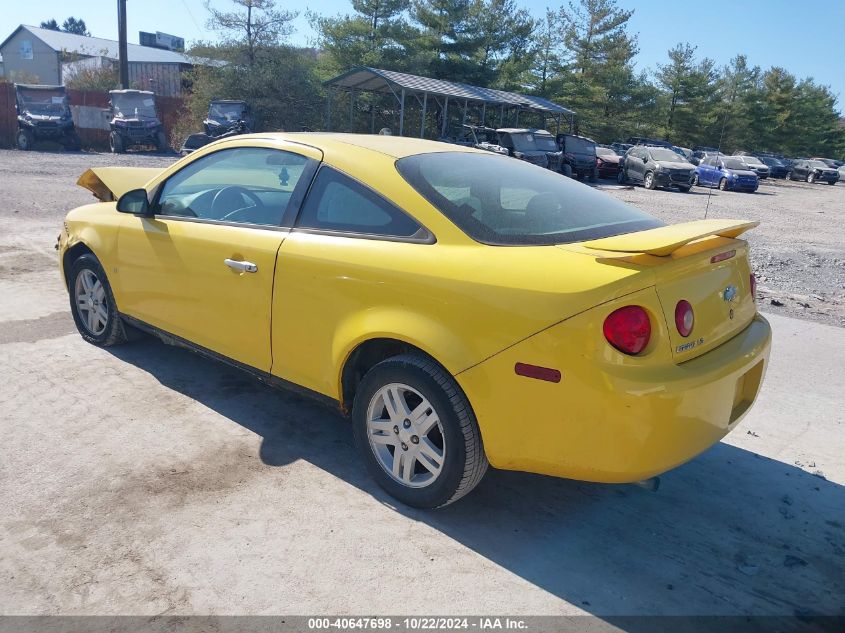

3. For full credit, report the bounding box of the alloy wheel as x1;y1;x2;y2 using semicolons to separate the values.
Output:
74;269;109;335
366;383;445;488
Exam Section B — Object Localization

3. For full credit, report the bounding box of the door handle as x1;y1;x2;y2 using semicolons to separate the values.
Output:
224;258;258;273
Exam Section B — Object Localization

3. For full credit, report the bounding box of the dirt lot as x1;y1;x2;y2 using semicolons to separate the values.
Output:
1;149;843;621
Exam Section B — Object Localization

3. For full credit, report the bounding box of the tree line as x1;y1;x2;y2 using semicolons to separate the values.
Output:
48;0;845;157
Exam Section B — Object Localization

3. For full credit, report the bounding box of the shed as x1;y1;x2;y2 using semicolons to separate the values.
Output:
324;66;575;139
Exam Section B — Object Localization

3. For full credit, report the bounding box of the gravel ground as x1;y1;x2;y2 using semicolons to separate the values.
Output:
1;149;843;620
598;177;845;328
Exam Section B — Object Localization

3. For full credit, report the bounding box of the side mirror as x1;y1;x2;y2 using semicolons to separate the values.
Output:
117;188;151;215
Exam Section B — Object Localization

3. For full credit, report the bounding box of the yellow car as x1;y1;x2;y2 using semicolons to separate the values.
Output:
59;133;771;508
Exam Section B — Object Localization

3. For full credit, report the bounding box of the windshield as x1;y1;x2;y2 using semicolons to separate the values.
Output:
111;93;157;118
209;102;244;122
510;133;558;152
18;88;67;116
809;160;830;169
648;148;683;162
396;152;663;246
760;156;783;166
721;158;747;170
741;156;765;166
563;136;595;154
596;147;616;157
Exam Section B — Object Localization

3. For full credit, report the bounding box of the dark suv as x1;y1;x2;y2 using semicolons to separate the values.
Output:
494;128;560;170
619;145;695;192
556;133;598;180
786;159;839;185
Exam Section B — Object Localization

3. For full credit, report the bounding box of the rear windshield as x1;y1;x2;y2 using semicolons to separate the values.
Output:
510;133;557;152
596;147;616;157
396;152;663;246
742;156;765;166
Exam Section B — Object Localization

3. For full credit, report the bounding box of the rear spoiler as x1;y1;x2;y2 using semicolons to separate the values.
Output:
582;219;759;257
77;167;164;202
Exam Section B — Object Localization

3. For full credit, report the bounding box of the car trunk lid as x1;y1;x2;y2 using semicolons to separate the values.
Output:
571;219;758;362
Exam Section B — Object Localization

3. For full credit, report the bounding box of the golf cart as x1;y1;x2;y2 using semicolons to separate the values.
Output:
15;84;81;151
180;99;253;154
107;89;168;153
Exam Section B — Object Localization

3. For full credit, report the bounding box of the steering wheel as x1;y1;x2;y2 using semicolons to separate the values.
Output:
211;186;265;220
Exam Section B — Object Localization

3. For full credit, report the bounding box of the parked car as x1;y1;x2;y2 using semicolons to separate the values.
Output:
595;146;621;179
812;157;844;169
107;89;168;153
839;164;845;181
618;145;695;191
691;146;720;165
786;159;840;184
494;128;560;170
694;156;759;192
556;132;598;180
757;156;789;179
731;154;770;179
610;142;632;155
14;83;81;151
627;136;673;148
62;133;771;508
204;99;253;137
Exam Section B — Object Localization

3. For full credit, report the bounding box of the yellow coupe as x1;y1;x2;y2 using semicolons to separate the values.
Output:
59;133;771;508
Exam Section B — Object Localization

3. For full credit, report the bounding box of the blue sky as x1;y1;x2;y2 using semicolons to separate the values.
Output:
3;0;843;105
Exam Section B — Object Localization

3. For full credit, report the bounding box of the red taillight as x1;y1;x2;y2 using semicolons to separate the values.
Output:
750;273;757;301
603;306;651;355
674;300;694;337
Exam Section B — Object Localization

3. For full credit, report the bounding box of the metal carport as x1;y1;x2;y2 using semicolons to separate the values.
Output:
324;66;575;139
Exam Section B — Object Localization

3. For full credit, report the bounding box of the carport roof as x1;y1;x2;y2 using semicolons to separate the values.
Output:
326;66;574;116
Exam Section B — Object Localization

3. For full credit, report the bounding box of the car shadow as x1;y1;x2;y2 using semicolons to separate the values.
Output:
106;339;845;619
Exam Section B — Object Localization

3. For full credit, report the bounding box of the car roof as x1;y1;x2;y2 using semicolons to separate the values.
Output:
496;128;553;135
236;132;482;159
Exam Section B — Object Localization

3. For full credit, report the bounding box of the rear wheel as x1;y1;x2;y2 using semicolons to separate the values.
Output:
352;354;488;508
829;180;837;186
692;173;700;187
617;168;627;184
678;185;691;193
644;171;656;189
68;254;127;347
560;163;573;178
63;131;81;151
718;177;728;191
16;129;34;151
785;171;792;181
588;168;599;183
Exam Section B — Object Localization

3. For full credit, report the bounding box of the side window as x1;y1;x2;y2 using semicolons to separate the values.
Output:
499;134;513;149
296;167;425;239
156;147;309;226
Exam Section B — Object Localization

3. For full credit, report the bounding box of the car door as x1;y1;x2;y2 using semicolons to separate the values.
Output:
114;143;321;372
626;148;645;182
794;161;808;179
698;157;714;185
270;165;432;396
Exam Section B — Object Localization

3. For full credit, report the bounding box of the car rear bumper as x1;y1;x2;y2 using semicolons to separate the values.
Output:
458;310;772;483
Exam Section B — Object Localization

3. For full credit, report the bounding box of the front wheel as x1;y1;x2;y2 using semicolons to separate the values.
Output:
807;172;816;184
352;354;488;508
692;173;700;187
109;131;125;154
17;129;34;151
718;177;728;191
785;171;792;181
617;168;627;184
68;254;127;347
155;130;169;153
644;171;656;189
678;185;691;193
560;164;573;178
829;180;837;185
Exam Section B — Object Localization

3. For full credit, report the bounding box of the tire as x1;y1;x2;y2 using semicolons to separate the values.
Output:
617;168;627;185
678;185;691;193
155;130;169;153
785;171;792;181
829;180;837;186
109;131;125;154
588;168;599;183
692;173;700;187
644;171;656;189
17;129;34;151
560;163;573;178
718;177;728;191
352;354;488;509
807;172;816;184
68;254;127;347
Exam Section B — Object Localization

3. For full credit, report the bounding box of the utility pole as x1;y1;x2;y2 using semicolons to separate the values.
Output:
117;0;129;88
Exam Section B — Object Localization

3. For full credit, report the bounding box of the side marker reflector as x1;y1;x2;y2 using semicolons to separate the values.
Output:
514;363;562;383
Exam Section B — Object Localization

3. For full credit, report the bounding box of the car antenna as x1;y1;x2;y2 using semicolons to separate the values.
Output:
704;106;731;219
